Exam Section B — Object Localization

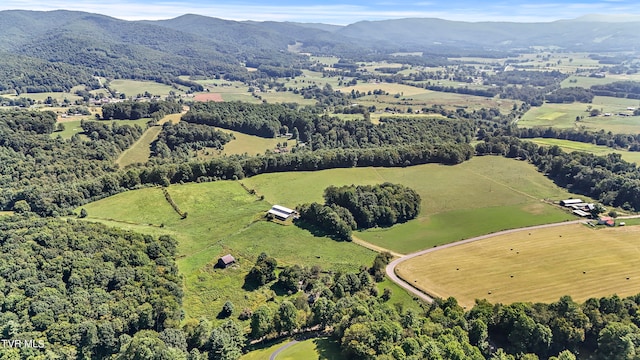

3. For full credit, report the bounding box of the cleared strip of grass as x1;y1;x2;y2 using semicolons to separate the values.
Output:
115;113;181;167
529;138;640;164
397;224;640;308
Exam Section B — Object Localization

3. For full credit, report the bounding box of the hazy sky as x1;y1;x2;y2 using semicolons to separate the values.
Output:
1;0;639;24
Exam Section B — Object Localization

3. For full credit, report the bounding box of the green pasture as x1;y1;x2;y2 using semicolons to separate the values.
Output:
77;181;375;321
243;156;577;254
375;278;424;313
309;56;340;66
4;91;82;103
284;70;345;91
195;128;289;159
561;75;619;89
108;79;185;97
348;87;517;114
52;118;150;140
397;223;640;309
520;96;640;133
529;138;640;164
257;91;316;106
275;338;342;360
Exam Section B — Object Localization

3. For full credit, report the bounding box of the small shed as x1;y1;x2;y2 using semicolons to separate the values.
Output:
217;254;236;268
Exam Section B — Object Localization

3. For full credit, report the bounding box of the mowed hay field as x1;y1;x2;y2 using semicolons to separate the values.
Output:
242;156;577;254
397;224;640;308
77;181;375;320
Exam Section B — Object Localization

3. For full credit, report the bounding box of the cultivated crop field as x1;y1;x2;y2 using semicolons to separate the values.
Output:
243;156;578;254
396;223;640;308
77;181;376;320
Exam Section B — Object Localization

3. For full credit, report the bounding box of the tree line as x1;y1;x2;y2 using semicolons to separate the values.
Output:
101;100;183;121
182;101;475;150
591;81;640;99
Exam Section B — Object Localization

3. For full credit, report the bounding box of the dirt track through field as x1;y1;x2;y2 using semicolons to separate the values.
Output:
384;215;640;303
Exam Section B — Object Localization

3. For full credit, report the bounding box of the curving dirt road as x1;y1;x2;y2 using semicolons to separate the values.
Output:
385;216;640;303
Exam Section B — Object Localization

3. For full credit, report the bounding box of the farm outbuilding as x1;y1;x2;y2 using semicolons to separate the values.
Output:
217;254;236;268
572;209;590;217
561;199;583;206
267;205;297;221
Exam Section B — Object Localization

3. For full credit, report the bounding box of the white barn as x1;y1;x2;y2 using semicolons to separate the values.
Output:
268;205;297;221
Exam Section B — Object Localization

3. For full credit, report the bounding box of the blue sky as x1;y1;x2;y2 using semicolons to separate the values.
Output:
2;0;640;24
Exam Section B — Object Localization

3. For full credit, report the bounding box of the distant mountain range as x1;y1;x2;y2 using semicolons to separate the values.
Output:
0;10;638;93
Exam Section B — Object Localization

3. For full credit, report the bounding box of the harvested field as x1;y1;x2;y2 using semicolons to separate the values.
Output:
194;93;224;102
396;223;640;308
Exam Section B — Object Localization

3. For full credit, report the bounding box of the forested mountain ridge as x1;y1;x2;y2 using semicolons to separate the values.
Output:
1;10;640;93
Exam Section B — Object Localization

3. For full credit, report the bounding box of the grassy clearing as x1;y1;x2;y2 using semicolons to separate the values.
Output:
108;80;185;97
397;224;640;308
376;278;424;313
78;181;375;321
52;118;151;140
338;83;428;97
529;138;640;164
275;338;342;360
243;156;577;254
197;129;289;158
116;113;181;167
520;96;640;133
257;91;316;106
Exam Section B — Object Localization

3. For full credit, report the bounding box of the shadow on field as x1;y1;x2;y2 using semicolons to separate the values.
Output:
293;220;349;242
314;337;342;360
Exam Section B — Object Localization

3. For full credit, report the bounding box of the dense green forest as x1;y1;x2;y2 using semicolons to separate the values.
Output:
297;183;421;240
0;215;182;358
0;110;144;216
